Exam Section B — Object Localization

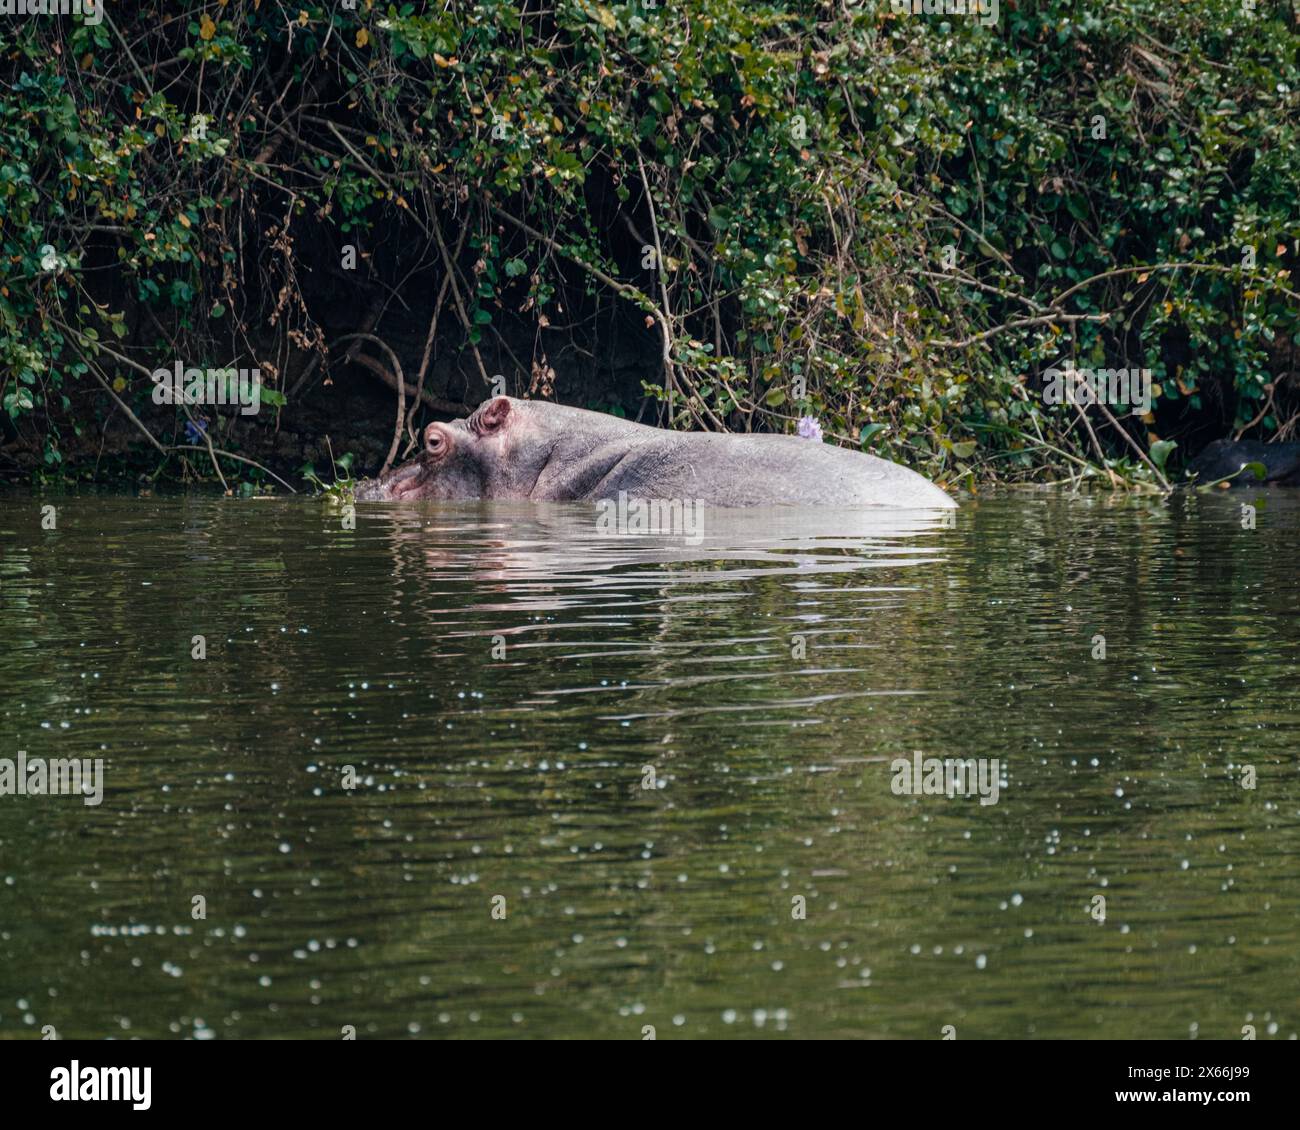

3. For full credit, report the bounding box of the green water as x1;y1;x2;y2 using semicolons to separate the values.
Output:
1;491;1297;1040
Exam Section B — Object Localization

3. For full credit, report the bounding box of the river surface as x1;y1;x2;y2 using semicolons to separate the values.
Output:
1;490;1297;1040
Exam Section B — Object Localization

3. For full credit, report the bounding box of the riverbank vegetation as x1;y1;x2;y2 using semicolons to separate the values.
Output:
2;1;1298;492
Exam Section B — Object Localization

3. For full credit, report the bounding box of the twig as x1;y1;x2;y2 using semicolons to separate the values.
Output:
357;354;468;418
328;333;408;476
428;213;491;388
57;320;295;492
103;11;153;97
934;313;1109;350
406;229;464;449
490;203;726;431
1092;398;1172;491
636;151;678;424
1053;262;1300;307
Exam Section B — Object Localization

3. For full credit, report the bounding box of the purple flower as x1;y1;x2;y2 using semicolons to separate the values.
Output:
184;418;208;445
796;415;823;442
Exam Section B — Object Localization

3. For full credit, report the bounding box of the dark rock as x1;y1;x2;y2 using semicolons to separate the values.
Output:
1186;439;1300;486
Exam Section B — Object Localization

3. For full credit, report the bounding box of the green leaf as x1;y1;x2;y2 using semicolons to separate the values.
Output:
1149;439;1177;471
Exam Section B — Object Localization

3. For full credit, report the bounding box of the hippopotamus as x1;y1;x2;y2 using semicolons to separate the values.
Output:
352;397;956;508
1187;439;1300;486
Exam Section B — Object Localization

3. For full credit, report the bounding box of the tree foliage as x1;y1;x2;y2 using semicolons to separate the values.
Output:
2;1;1298;486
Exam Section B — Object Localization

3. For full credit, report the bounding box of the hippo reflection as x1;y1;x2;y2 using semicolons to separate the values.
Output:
354;397;956;509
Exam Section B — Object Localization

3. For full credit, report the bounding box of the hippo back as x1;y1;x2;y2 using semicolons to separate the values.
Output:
525;414;955;509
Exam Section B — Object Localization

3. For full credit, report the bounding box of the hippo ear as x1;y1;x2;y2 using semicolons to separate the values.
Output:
474;396;512;435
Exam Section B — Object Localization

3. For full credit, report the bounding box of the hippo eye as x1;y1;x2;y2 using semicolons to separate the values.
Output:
424;426;448;457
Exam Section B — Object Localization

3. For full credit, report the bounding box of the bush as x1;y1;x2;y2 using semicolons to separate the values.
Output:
2;1;1297;488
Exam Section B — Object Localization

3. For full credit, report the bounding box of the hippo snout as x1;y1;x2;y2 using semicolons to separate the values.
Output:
353;458;426;501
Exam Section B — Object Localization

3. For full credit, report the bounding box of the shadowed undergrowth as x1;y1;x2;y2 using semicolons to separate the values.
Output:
2;1;1298;492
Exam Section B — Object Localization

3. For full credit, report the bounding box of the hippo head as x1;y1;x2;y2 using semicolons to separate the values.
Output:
353;396;541;501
